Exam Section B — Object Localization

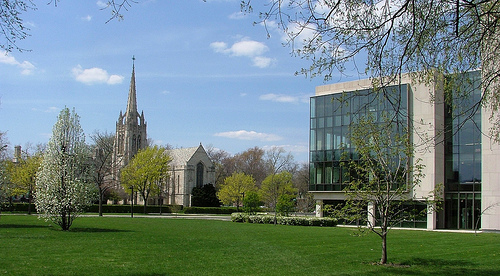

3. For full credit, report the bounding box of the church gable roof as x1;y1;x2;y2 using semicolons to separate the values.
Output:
166;146;199;167
166;145;212;167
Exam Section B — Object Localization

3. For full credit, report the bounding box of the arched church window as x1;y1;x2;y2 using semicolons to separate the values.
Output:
196;162;204;188
118;134;123;153
132;135;137;152
137;135;141;149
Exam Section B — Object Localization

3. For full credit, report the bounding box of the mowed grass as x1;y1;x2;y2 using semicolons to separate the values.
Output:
1;215;499;275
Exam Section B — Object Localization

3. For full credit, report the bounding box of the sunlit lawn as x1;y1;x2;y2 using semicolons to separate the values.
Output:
0;215;499;275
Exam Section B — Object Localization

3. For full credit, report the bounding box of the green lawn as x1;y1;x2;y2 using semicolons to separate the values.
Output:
0;215;499;275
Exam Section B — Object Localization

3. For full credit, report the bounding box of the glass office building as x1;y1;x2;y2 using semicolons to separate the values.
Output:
310;72;500;231
310;85;409;192
443;72;482;229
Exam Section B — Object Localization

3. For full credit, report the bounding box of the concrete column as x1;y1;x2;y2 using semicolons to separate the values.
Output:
316;200;324;217
367;202;376;227
427;203;437;230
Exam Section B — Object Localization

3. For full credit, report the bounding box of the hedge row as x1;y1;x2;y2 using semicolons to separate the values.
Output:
1;203;183;214
183;207;239;214
0;203;36;212
85;204;183;214
231;213;337;227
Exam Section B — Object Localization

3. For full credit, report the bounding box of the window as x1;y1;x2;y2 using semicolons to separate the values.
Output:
196;162;204;188
309;84;409;191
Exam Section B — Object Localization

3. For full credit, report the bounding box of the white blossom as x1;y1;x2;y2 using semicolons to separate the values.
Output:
35;107;97;230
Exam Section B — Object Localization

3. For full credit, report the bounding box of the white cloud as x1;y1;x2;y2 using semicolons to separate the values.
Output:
230;39;268;57
263;144;309;153
260;93;302;103
96;1;108;8
210;41;228;53
32;106;59;113
82;15;92;21
252;56;273;68
214;130;282;142
0;54;17;65
210;38;273;68
107;74;124;84
0;52;36;75
25;21;36;28
72;65;124;85
229;12;247;20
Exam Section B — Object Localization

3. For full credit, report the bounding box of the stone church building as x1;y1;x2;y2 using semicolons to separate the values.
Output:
111;61;215;207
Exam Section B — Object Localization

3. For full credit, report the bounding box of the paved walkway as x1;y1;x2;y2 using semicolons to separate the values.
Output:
81;213;232;221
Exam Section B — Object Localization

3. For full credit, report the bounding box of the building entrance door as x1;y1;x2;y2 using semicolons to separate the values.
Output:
445;192;481;230
459;193;472;229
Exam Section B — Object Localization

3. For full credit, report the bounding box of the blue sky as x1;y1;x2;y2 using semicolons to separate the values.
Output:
0;0;353;163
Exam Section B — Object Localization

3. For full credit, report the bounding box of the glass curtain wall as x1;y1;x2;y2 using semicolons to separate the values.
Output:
444;71;482;230
309;85;409;191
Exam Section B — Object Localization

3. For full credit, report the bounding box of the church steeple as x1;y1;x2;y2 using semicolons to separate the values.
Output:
112;56;147;183
125;56;138;119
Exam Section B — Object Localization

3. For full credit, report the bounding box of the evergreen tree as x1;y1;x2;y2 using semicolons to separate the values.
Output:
191;184;220;207
35;108;96;231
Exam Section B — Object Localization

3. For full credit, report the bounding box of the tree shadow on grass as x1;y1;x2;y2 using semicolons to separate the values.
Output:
0;224;51;229
125;273;168;276
368;258;500;276
68;227;132;233
0;224;131;233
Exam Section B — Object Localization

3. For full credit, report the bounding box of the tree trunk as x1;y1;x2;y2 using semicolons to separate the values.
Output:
159;196;163;215
61;212;69;231
27;193;32;215
98;188;103;217
380;230;387;264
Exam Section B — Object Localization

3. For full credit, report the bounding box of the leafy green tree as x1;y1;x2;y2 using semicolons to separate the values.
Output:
242;190;260;214
120;145;171;214
276;194;296;217
259;171;297;212
35;108;96;231
191;184;220;207
217;172;256;211
9;153;42;214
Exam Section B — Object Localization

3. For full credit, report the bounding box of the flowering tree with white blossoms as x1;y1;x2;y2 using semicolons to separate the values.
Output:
35;107;96;231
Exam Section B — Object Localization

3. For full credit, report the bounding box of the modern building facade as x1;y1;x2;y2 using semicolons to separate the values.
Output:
310;72;500;231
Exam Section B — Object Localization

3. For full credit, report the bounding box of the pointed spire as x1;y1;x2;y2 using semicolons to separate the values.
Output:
125;56;138;118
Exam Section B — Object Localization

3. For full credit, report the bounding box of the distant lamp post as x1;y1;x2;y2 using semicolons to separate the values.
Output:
130;186;134;218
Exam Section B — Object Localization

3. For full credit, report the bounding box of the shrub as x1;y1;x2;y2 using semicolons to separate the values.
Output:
1;203;36;212
231;213;337;227
243;191;261;214
183;207;238;214
191;184;221;207
3;204;184;214
276;194;296;216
